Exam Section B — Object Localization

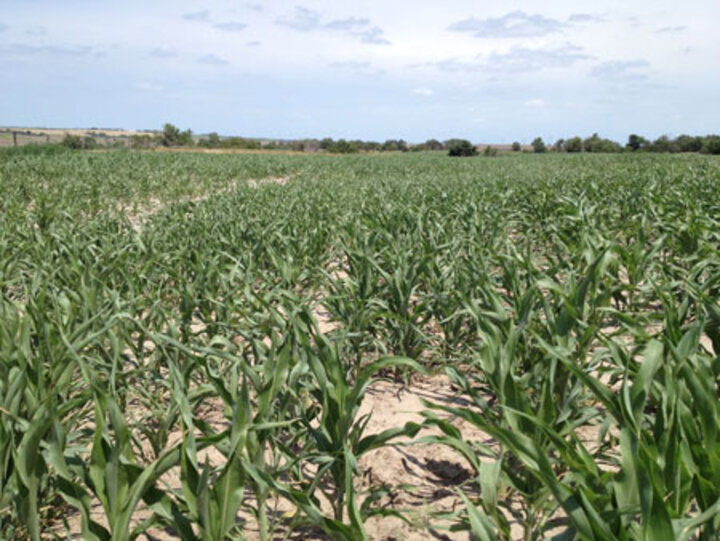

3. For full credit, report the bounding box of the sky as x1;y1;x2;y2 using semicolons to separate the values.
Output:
0;0;718;143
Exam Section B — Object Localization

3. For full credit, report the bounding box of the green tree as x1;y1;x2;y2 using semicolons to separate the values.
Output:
531;137;547;153
701;135;720;155
626;133;648;152
221;137;261;150
424;139;444;151
328;139;359;154
447;139;478;157
650;135;678;153
177;129;194;147
161;123;181;146
565;136;583;153
130;134;154;149
382;139;408;152
511;141;521;152
583;133;621;153
61;133;97;150
483;145;498;157
676;134;703;153
198;132;221;148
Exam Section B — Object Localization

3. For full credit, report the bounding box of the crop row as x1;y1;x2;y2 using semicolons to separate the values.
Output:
1;148;719;539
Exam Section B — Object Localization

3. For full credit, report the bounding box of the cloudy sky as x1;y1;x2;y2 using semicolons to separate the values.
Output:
1;0;718;142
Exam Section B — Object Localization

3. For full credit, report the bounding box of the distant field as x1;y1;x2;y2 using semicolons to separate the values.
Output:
0;127;149;147
1;149;719;540
0;131;58;146
1;126;147;137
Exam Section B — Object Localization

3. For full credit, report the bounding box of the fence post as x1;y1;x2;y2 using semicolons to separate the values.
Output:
12;131;17;147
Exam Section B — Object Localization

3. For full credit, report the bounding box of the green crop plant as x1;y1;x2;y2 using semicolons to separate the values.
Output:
1;146;720;539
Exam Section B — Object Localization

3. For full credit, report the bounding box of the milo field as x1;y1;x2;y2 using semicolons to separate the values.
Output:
2;147;720;540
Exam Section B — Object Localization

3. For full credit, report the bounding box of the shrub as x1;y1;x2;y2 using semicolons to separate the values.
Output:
565;137;583;153
701;135;720;155
626;134;649;152
328;139;359;154
531;137;547;153
62;133;97;150
447;139;478;157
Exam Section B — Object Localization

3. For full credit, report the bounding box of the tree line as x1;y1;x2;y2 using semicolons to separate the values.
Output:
526;133;720;155
57;123;720;156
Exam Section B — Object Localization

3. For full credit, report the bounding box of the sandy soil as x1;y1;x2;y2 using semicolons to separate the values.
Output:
49;374;492;540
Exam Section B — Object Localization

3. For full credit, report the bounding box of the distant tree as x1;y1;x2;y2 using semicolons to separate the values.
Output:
222;137;261;150
328;139;359;154
564;136;583;153
447;139;478;157
553;139;565;152
511;141;521;152
161;123;181;146
583;133;622;153
424;139;444;151
382;139;408;152
130;134;154;149
583;133;601;152
701;135;720;155
483;145;498;157
531;137;547;153
626;134;649;152
289;140;305;151
650;135;679;153
363;141;381;152
319;137;334;150
62;133;97;150
198;132;221;148
177;129;194;147
676;134;703;153
61;134;83;149
302;139;322;152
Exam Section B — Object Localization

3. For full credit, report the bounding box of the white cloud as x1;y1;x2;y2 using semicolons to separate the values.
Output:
133;81;163;92
591;59;651;82
150;47;177;58
412;87;434;97
524;98;546;108
213;22;248;32
357;26;390;45
657;25;687;33
197;54;229;65
1;43;93;56
430;44;592;75
326;17;370;31
567;14;604;24
25;26;46;36
275;6;389;44
275;6;321;32
331;61;372;69
183;10;211;22
449;11;565;38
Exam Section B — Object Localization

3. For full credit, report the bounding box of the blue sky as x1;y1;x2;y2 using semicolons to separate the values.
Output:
1;0;718;143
